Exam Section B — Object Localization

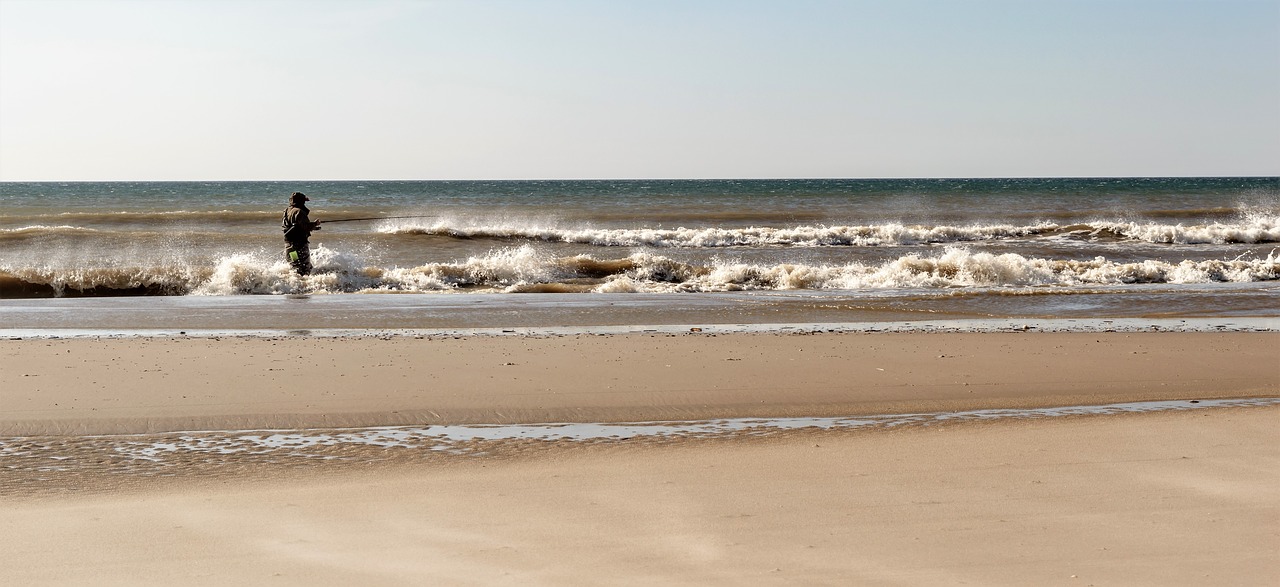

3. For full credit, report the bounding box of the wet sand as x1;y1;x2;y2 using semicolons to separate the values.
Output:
1;331;1277;435
1;331;1277;585
1;407;1276;586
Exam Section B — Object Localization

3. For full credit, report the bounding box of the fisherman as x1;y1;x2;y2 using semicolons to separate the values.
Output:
281;191;321;275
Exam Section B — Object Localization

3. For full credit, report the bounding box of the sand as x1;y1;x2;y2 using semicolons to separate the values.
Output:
1;331;1278;585
1;408;1276;586
2;331;1277;435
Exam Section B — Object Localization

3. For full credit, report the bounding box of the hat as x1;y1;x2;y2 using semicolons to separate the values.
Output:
290;192;309;205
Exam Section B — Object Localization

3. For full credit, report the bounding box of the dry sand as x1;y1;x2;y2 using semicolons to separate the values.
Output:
1;331;1277;585
1;408;1276;586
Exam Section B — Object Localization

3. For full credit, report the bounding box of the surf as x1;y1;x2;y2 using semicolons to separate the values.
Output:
3;244;1276;298
375;217;1280;247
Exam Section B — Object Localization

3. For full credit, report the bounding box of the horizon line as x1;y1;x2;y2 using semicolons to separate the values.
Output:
2;174;1278;183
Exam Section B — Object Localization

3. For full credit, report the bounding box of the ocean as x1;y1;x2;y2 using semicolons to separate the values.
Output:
1;177;1277;332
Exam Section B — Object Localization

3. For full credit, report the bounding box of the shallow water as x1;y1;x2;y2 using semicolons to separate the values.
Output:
1;398;1274;479
1;287;1277;334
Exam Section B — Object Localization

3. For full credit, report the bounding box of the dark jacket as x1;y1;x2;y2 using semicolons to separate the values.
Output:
282;205;314;244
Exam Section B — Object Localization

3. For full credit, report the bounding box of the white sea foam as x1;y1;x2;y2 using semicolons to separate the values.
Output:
597;247;1280;292
353;246;1278;292
380;220;1058;247
192;252;300;295
4;244;1277;297
1089;213;1280;244
374;244;561;291
378;217;1280;247
0;225;98;235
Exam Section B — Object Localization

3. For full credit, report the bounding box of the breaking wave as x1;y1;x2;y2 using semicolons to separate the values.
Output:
378;216;1280;247
592;248;1279;293
2;245;1276;297
5;215;1276;250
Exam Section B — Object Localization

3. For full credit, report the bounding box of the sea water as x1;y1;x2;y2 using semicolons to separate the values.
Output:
1;178;1277;331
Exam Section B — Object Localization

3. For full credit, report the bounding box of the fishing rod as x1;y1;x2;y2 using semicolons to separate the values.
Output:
321;215;438;224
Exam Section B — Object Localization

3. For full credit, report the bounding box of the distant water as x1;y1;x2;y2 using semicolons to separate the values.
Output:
1;178;1277;329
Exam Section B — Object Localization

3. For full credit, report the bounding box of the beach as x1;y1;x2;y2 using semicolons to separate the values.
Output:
5;0;1279;580
2;177;1278;583
2;331;1278;436
1;330;1277;585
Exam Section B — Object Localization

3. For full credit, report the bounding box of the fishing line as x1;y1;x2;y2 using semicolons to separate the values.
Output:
322;215;438;223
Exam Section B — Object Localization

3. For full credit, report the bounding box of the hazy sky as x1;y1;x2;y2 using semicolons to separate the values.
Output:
1;0;1277;180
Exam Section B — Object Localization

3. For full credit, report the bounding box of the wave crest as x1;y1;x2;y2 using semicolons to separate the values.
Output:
378;217;1280;247
2;245;1276;298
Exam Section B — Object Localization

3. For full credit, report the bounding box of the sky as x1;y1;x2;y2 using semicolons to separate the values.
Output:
0;0;1277;181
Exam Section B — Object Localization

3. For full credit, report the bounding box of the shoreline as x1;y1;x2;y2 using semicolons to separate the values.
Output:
3;314;1280;340
4;287;1279;333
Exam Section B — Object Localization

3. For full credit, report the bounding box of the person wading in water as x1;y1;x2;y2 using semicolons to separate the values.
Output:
282;192;321;275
